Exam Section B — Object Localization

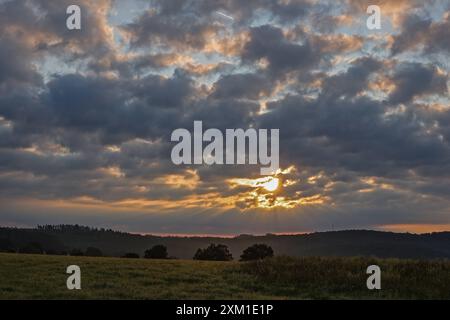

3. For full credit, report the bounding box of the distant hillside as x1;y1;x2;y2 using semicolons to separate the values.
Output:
1;225;450;259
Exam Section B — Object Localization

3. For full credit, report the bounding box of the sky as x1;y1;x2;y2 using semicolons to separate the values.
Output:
0;0;449;235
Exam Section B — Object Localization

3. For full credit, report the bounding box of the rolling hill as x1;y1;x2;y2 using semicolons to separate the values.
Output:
1;225;450;259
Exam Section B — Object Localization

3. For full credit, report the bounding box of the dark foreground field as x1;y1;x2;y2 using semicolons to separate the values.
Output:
1;253;450;299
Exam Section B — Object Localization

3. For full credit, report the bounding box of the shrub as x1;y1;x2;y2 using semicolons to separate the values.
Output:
240;244;274;261
144;245;168;259
193;244;233;261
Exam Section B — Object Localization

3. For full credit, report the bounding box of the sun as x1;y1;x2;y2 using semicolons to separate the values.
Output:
229;176;281;192
262;177;280;192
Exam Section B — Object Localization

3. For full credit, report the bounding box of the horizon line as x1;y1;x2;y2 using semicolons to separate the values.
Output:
3;224;450;238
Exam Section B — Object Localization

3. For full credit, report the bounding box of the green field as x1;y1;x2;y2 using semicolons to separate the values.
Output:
1;253;450;299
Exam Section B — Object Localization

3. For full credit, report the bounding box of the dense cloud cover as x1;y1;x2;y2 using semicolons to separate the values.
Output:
0;0;449;235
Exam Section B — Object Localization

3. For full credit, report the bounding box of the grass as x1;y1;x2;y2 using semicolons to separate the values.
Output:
1;253;450;299
242;256;450;299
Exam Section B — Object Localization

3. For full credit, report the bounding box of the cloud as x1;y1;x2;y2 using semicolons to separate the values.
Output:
122;9;220;50
391;12;450;55
0;0;115;59
0;35;42;88
388;63;448;104
211;73;274;100
243;25;319;76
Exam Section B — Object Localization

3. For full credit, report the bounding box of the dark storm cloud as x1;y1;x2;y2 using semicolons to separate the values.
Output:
320;57;381;99
0;147;102;177
243;25;318;76
0;87;56;149
122;0;318;56
211;73;273;100
0;0;114;59
388;63;448;104
131;70;196;108
123;9;219;50
42;71;197;143
391;12;450;55
259;59;449;179
0;36;42;87
187;98;259;131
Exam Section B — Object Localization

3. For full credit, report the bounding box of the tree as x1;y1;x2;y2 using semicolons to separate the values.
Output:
193;244;233;261
240;244;274;261
85;247;103;257
122;252;139;259
70;248;84;256
144;245;168;259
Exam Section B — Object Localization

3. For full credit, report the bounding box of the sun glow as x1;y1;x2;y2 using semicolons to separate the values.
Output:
262;177;280;192
227;166;329;209
229;176;280;192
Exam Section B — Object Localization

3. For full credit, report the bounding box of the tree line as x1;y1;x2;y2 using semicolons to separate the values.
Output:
0;238;274;261
111;243;274;261
118;243;274;261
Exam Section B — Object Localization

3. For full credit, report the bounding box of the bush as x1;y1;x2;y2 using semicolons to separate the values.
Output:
193;244;233;261
240;244;274;261
85;247;103;257
122;252;140;259
144;245;168;259
70;248;84;256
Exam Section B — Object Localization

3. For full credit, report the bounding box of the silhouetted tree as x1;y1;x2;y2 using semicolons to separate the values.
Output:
37;224;125;236
144;245;168;259
19;242;43;254
85;247;103;257
122;252;140;259
193;244;233;261
240;244;274;261
70;248;84;256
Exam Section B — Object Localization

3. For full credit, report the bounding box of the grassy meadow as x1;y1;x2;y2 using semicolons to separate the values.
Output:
1;253;450;299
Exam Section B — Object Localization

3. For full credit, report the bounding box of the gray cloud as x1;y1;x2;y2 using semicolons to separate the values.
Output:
243;25;319;76
388;62;448;104
392;12;450;55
